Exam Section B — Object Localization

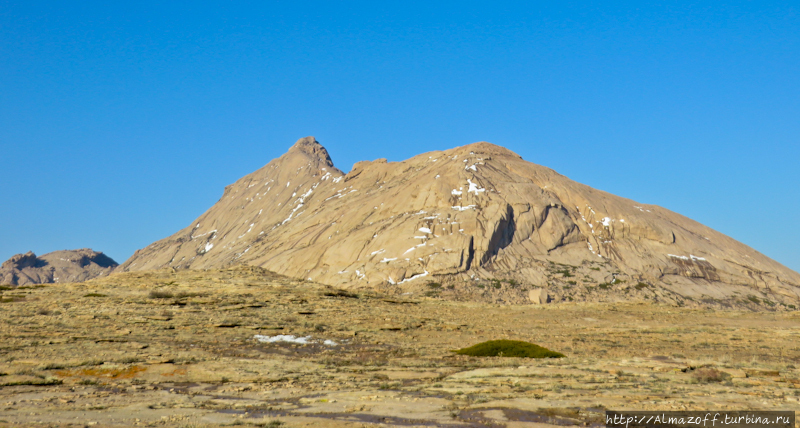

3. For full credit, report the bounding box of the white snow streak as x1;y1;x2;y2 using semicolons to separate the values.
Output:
467;179;485;194
399;271;429;283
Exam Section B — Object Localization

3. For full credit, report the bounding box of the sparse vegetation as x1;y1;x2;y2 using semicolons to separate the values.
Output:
323;289;359;298
149;290;174;299
453;340;565;358
2;266;798;426
148;290;204;299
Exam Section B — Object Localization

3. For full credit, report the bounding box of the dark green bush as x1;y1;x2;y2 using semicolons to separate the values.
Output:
452;340;565;359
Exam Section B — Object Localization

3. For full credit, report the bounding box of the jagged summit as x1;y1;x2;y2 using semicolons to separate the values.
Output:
1;249;118;286
119;137;800;308
287;136;338;167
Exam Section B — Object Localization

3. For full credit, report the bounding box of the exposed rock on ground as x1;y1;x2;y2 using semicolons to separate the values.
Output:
119;137;800;308
0;249;117;286
1;267;799;427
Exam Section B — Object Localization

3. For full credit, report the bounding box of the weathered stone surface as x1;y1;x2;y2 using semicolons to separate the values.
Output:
2;267;800;427
528;288;549;304
118;137;800;307
0;248;117;286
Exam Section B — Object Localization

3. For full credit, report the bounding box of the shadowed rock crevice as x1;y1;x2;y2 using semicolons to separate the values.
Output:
465;236;475;271
480;204;516;266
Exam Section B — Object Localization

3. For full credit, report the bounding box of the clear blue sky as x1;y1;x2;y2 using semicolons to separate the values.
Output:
1;1;798;273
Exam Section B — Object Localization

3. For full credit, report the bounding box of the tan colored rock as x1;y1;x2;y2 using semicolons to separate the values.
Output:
744;368;780;377
118;137;800;307
722;368;747;378
528;288;549;304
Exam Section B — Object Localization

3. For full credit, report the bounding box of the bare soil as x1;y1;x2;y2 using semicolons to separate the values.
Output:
2;266;799;427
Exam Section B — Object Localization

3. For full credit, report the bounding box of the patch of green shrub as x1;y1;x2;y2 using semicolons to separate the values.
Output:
452;340;565;359
84;293;106;297
598;283;611;289
634;282;649;290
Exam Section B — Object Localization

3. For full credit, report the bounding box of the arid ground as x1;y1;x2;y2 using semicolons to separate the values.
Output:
2;266;799;427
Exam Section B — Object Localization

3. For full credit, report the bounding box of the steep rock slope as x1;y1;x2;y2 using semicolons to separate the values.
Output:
120;137;800;306
1;249;118;286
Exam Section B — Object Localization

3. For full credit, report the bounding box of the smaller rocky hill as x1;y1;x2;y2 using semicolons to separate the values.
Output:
0;249;118;286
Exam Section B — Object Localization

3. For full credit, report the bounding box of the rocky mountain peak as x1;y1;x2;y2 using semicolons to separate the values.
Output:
0;249;118;286
119;137;800;309
453;141;523;159
1;251;39;270
286;136;337;168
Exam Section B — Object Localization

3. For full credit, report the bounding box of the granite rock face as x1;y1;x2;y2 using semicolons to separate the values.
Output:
1;249;118;286
119;137;800;306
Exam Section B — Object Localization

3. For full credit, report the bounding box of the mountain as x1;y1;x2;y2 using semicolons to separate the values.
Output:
1;249;118;286
119;137;800;307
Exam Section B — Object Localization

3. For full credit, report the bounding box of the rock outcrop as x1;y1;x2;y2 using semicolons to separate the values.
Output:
1;249;118;286
119;137;800;307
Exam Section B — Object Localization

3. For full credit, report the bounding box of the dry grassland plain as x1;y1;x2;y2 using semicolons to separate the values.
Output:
2;266;799;427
